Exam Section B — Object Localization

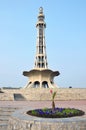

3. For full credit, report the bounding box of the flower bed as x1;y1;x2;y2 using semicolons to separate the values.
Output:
27;90;84;118
27;107;85;118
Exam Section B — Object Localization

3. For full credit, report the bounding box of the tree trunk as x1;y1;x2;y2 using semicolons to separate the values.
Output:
52;100;55;111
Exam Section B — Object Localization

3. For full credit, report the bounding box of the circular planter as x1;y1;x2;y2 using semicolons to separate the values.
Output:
8;107;86;130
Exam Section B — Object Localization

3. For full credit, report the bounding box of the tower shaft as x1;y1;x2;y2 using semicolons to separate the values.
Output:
35;7;48;69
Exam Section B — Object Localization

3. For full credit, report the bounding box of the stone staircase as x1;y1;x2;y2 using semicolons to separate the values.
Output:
14;93;26;101
0;107;18;130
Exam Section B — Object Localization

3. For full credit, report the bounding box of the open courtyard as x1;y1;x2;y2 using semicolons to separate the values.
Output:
0;100;86;129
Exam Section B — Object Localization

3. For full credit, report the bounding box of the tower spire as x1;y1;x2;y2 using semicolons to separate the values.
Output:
34;7;48;69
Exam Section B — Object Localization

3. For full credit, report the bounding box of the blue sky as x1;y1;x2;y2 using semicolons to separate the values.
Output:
0;0;86;88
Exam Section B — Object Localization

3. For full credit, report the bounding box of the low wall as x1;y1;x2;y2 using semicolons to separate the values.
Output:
8;108;86;130
0;93;14;100
1;88;86;101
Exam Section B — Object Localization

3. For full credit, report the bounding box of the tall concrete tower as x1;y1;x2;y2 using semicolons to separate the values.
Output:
23;7;60;88
35;7;48;69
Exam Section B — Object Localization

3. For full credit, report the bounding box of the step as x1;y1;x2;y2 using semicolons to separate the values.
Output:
0;112;12;116
0;116;9;121
0;123;8;130
0;107;17;111
0;107;18;130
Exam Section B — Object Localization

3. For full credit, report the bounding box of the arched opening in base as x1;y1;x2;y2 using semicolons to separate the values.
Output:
42;81;48;88
34;81;40;88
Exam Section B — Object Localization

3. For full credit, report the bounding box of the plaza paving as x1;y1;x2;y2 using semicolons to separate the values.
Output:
0;100;86;130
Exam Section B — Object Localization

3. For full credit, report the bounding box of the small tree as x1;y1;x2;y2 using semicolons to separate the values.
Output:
50;90;57;111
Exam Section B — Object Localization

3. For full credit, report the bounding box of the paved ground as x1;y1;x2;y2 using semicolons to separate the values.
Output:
0;100;86;111
0;100;86;130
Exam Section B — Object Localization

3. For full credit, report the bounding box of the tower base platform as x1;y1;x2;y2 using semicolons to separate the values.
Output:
23;69;60;88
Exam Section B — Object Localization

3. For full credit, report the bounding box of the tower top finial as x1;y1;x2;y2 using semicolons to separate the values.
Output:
39;7;43;13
